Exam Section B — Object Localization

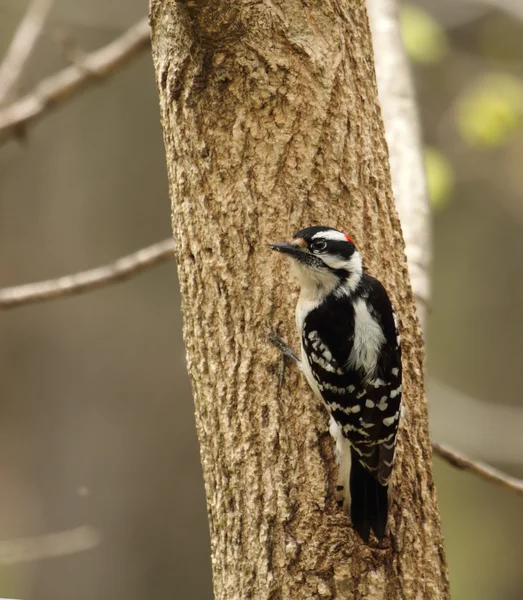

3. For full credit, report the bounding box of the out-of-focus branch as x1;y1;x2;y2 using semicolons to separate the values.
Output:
432;442;523;497
0;17;150;142
429;378;523;465
0;238;174;309
367;0;431;330
0;525;100;564
0;0;54;106
430;380;523;493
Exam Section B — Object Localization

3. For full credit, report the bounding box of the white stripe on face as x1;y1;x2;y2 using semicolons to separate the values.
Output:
330;252;362;293
311;230;350;243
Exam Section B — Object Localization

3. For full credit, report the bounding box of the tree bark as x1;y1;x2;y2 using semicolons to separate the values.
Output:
149;1;449;599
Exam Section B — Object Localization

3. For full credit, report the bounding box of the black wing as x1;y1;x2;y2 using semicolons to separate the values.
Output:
353;276;402;484
302;275;402;485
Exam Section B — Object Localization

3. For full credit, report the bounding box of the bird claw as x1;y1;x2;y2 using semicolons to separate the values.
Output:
265;329;300;364
264;329;300;389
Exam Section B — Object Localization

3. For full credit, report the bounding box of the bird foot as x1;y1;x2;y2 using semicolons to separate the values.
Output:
264;329;300;388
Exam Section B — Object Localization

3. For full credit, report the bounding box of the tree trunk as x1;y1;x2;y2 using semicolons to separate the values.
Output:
149;2;450;599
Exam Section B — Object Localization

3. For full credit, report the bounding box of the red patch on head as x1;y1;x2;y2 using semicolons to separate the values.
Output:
344;233;355;244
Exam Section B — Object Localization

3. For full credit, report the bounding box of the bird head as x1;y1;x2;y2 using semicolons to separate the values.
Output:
269;226;362;294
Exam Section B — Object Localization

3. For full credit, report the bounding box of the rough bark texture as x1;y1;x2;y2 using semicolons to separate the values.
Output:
149;1;449;599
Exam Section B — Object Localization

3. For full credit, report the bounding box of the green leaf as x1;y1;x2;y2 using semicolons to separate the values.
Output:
400;4;449;65
456;73;523;147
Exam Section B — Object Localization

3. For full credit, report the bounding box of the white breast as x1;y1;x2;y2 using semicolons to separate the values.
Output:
296;297;322;332
293;261;338;332
346;298;385;376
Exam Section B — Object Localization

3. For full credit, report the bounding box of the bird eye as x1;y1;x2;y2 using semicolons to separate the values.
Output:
311;240;327;252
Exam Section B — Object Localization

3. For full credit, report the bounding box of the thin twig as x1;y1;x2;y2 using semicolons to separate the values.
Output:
0;238;175;309
432;442;523;497
0;0;54;106
0;17;150;141
0;525;100;564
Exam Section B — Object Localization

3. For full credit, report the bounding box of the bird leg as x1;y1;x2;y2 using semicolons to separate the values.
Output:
265;329;301;388
265;329;300;364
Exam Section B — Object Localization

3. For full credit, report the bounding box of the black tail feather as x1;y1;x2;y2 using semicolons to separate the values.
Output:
349;448;388;542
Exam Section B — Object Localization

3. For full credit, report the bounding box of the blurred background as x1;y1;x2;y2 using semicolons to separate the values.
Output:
0;0;522;598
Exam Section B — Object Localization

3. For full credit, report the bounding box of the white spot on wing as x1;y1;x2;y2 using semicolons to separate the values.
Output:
310;352;338;373
323;381;347;394
377;397;388;411
328;401;361;414
343;423;369;437
390;385;402;398
322;347;333;362
300;342;323;400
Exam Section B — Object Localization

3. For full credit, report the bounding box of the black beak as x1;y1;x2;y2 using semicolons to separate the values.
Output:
268;242;308;260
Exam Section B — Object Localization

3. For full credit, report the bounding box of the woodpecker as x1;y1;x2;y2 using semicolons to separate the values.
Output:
269;226;402;542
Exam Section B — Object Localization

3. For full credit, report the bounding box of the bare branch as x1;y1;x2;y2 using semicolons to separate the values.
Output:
429;378;523;465
0;238;175;309
432;442;523;497
0;17;150;142
0;525;100;564
0;0;54;106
